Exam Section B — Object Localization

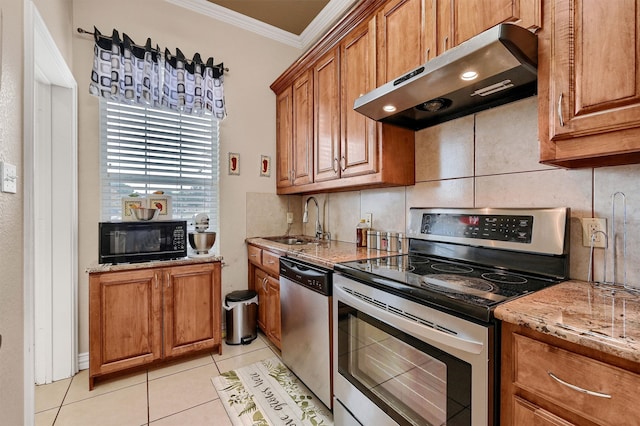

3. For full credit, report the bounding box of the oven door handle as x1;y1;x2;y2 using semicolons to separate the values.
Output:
335;285;484;355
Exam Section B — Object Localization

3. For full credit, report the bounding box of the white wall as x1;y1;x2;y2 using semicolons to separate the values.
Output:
0;1;26;422
71;0;301;354
0;0;74;421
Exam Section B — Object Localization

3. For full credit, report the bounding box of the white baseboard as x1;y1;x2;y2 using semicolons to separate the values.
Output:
78;352;89;371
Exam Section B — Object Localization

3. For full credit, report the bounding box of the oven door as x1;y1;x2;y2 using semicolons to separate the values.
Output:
333;274;494;426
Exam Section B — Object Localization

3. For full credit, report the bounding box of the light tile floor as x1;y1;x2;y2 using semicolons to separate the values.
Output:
35;333;280;426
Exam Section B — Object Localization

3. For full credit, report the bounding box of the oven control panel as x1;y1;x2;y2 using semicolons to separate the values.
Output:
420;213;533;243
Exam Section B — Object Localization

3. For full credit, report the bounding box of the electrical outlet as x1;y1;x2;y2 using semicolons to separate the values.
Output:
286;212;294;224
364;213;372;227
582;217;607;248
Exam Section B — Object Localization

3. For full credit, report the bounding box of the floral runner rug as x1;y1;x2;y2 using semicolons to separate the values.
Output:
212;357;333;425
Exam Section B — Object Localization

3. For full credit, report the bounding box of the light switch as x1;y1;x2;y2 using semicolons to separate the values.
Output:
1;162;17;193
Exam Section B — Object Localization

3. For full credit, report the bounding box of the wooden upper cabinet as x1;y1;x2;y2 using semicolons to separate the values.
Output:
447;0;542;48
341;17;378;178
539;0;640;167
275;87;293;188
292;70;314;186
276;72;314;189
271;0;415;194
377;0;438;85
314;48;341;183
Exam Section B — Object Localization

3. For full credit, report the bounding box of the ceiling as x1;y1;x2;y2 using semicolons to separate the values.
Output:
167;0;359;49
206;0;330;35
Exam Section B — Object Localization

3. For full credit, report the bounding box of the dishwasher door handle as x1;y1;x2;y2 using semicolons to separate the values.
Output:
280;258;329;280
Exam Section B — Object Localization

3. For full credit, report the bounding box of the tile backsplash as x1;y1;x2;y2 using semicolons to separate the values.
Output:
247;96;640;285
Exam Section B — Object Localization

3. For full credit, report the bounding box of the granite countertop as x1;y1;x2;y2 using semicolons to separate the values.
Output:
495;280;640;364
246;237;391;269
86;255;223;274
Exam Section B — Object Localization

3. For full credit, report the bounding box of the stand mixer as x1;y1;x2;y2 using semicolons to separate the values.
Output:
188;213;217;257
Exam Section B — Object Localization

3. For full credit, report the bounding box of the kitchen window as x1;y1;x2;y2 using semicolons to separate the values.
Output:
99;99;219;228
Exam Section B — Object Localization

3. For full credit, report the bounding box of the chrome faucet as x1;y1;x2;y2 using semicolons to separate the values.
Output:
303;196;323;239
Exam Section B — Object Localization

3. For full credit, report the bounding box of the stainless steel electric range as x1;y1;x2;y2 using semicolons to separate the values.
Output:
332;207;570;426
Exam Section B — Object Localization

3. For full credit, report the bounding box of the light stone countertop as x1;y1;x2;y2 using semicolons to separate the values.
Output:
86;255;223;274
246;237;392;269
495;280;640;364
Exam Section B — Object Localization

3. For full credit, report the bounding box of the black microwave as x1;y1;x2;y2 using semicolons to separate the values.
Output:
99;220;187;264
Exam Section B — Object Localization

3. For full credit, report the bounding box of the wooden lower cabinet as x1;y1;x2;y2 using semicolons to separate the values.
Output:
265;274;281;349
89;262;221;389
501;322;640;425
247;244;282;349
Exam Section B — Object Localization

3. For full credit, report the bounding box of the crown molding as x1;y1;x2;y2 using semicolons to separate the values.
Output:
165;0;357;50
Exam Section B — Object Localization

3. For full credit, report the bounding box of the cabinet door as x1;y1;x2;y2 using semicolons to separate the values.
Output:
292;70;314;186
254;268;268;331
163;263;221;358
340;17;379;178
450;0;542;47
314;48;341;182
377;0;437;85
89;269;162;382
266;275;282;350
540;0;640;166
276;86;293;188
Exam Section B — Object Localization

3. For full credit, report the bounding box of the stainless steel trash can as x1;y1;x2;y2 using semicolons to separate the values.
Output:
224;290;258;345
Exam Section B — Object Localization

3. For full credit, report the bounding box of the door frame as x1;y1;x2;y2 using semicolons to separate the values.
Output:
23;1;78;423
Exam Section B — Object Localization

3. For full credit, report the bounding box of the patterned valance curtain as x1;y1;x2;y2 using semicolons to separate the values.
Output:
88;27;226;119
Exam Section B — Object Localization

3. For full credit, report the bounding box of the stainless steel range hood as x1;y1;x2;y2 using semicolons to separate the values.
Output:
354;24;538;131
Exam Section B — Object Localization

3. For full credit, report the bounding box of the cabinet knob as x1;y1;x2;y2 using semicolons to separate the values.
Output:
340;156;346;172
333;158;339;173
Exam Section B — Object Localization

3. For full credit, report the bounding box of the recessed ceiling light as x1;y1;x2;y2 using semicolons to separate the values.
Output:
461;71;478;81
383;105;397;112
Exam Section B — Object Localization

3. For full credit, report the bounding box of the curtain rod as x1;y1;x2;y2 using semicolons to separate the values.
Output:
76;27;229;72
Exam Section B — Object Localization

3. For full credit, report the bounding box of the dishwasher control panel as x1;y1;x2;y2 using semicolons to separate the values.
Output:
280;257;332;296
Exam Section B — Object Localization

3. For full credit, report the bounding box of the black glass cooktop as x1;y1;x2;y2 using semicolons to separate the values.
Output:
334;254;560;323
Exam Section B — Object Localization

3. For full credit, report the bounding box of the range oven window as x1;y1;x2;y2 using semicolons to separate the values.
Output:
337;301;471;426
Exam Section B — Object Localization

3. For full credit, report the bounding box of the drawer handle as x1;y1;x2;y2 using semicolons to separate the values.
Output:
547;371;612;399
250;254;258;257
557;93;564;127
267;260;276;264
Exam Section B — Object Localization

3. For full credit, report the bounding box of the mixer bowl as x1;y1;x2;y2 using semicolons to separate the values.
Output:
188;231;216;254
132;207;159;221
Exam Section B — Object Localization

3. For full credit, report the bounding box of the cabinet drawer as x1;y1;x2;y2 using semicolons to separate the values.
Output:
513;396;573;426
513;333;640;425
261;250;280;276
248;245;262;265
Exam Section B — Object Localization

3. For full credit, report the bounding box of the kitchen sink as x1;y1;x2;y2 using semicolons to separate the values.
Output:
264;236;317;245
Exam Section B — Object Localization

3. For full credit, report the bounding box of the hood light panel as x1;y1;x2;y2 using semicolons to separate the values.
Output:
383;105;397;112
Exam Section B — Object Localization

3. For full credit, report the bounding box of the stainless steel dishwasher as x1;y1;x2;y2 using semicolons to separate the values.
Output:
279;257;333;409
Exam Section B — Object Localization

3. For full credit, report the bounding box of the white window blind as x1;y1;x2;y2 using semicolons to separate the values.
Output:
100;99;219;230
